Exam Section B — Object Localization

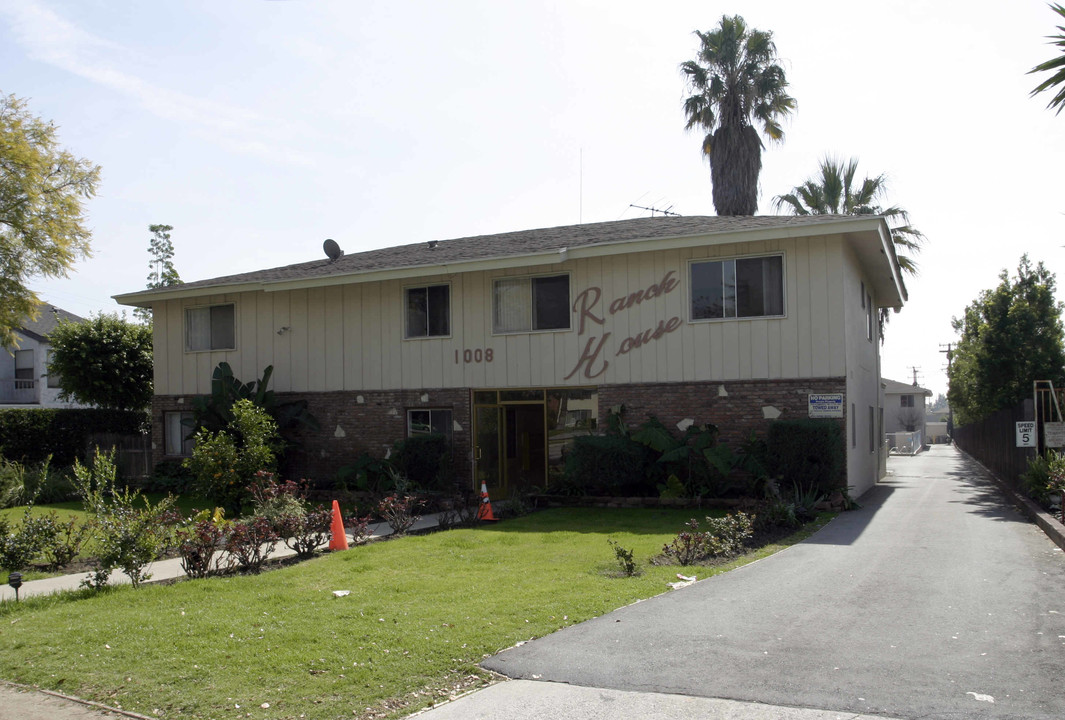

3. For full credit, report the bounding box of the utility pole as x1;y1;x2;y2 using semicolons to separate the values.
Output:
939;343;953;436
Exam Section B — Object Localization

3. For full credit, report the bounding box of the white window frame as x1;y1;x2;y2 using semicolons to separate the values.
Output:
492;272;571;335
688;253;786;322
404;283;452;339
407;408;453;442
185;303;236;352
164;411;196;457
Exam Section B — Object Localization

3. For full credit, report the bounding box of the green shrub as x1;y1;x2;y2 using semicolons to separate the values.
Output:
391;434;453;492
0;508;59;571
335;452;396;494
659;513;755;565
766;419;845;494
563;434;657;496
74;448;176;589
145;459;195;494
184;399;283;514
0;408;146;465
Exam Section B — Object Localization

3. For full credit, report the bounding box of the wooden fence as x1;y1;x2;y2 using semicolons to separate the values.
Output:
86;432;152;482
952;399;1036;491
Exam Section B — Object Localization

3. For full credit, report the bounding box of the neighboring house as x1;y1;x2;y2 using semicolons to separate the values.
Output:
0;305;86;407
115;215;907;498
882;377;933;448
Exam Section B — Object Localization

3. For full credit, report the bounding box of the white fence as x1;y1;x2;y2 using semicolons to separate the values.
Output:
887;430;923;456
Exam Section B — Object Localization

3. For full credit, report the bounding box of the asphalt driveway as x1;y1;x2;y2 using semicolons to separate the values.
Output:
483;445;1065;719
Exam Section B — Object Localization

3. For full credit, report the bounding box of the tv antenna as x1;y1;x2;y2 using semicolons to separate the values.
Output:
630;203;680;217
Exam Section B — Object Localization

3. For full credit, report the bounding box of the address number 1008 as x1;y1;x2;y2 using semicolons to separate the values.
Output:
455;348;494;364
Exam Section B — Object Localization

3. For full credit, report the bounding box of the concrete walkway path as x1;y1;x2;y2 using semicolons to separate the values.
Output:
469;445;1065;720
0;512;446;602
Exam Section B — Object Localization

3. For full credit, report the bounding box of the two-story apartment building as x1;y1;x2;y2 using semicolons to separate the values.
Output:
115;215;906;498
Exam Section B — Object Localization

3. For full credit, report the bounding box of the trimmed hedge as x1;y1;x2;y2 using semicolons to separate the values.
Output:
563;434;658;496
766;419;845;493
0;408;147;465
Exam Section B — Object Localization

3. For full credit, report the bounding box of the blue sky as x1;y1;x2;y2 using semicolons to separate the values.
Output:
4;0;1065;398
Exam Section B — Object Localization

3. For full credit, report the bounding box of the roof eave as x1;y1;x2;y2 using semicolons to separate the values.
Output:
115;216;894;302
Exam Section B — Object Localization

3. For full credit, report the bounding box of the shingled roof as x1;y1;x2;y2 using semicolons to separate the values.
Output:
18;305;85;342
115;214;902;304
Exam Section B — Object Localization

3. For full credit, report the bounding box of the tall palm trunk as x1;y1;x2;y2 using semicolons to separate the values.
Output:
709;125;761;216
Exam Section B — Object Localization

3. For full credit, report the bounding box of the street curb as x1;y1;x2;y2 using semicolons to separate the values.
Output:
1;680;158;719
954;446;1065;552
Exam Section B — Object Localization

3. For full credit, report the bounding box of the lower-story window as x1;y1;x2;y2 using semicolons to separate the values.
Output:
408;409;453;441
165;411;195;456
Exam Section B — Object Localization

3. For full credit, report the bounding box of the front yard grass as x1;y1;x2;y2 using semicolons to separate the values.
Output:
0;508;831;720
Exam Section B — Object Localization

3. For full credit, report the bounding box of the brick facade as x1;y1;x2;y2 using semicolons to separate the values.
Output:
153;388;472;483
154;377;845;486
598;377;847;446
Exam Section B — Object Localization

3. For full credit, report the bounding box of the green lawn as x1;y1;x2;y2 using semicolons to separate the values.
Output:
0;508;831;720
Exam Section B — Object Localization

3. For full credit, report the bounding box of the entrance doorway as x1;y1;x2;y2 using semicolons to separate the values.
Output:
473;390;545;499
471;388;598;499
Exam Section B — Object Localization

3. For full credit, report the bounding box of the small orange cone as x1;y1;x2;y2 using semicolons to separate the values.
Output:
476;481;496;521
329;500;349;551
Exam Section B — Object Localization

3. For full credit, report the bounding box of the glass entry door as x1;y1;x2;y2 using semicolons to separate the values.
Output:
473;405;502;495
472;390;547;499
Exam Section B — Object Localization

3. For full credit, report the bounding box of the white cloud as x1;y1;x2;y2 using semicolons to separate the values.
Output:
0;0;316;166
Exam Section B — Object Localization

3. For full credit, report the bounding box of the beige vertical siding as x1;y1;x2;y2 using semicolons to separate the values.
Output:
153;235;856;395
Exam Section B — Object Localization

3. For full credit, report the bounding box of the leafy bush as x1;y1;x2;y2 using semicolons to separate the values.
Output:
377;494;422;536
145;459;196;494
189;362;318;447
563;434;657;496
175;510;227;579
659;513;755;565
391;434;452;492
335;452;397;494
223;516;278;573
0;508;59;571
0;408;146;465
277;507;332;559
74;448;175;589
766;419;845;494
608;539;638;577
249;472;307;528
1022;453;1060;507
43;514;89;571
184;399;283;514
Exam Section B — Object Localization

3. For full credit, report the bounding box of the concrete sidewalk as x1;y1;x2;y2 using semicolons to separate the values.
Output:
0;512;446;602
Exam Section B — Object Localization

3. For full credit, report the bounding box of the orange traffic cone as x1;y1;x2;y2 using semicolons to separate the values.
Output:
329;500;349;551
476;481;496;521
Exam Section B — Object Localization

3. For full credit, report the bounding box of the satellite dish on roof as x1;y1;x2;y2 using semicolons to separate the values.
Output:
323;238;343;262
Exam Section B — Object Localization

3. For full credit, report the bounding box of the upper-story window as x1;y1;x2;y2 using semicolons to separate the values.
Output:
186;303;235;351
493;274;570;333
863;282;874;341
14;349;34;389
690;255;784;320
405;284;450;338
900;394;914;408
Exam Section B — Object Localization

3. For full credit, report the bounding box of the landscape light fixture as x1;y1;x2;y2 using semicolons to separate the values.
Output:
7;572;22;602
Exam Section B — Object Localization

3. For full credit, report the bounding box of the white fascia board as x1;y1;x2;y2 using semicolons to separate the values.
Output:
113;283;265;307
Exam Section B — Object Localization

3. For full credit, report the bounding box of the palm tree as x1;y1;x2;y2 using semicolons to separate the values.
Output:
680;15;796;216
773;157;925;276
1029;3;1065;114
